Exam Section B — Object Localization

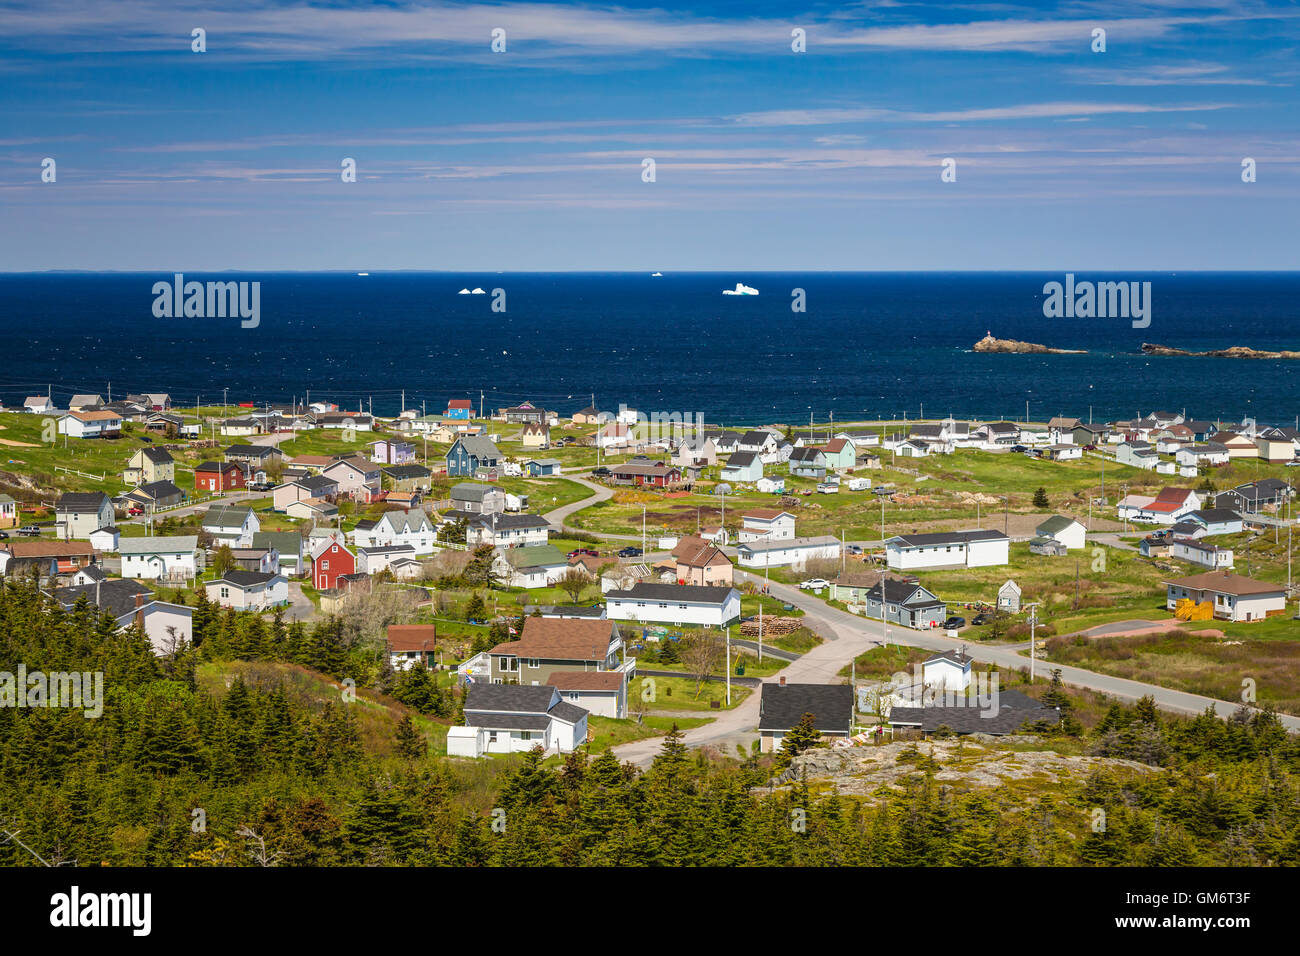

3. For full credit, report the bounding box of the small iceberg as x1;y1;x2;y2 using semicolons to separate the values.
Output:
471;287;486;294
356;272;369;276
651;272;663;277
722;282;759;296
458;288;471;294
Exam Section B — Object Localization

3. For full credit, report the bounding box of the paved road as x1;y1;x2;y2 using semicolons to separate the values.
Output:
117;490;263;526
285;580;316;622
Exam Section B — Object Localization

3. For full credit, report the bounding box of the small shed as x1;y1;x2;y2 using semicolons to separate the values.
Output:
997;579;1022;613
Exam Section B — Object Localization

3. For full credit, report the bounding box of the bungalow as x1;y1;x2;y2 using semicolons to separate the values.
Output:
975;422;1020;448
220;417;263;437
363;438;414;466
450;482;506;515
310;537;356;590
1215;479;1294;514
503;402;548;425
316;413;373;431
739;509;796;542
205;571;289;611
383;463;432;491
1035;515;1087;550
387;623;438;671
736;535;840;571
57;409;123;439
1187;508;1244;536
321;457;383;503
55;492;113;539
1175;443;1230;468
224;444;283;472
0;540;96;579
46;581;193;656
755;476;786;494
1212;431;1260;460
758;682;855;753
253;531;305;577
608;461;683;488
886;530;1009;570
863;578;948;630
1072;423;1108;446
445;435;502;477
449;685;589;757
1043;444;1083;462
604;582;741;628
1257;436;1297;464
896;440;934;459
202;504;259;548
720;452;763;484
1116;441;1159;469
1170;537;1234;571
120;480;186;512
272;474;338;511
445;398;474;419
285;498;338;522
351;509;436;554
23;395;54;414
495;543;569;589
924;650;973;695
123;447;175;485
1140;536;1173;559
524;458;562;477
1164;571;1287;623
357;544;418;575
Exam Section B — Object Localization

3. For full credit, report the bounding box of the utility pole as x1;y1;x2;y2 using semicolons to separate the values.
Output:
1027;602;1040;681
725;626;731;706
479;390;484;419
641;505;646;555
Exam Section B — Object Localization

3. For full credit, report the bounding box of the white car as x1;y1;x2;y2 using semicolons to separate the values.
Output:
799;578;830;591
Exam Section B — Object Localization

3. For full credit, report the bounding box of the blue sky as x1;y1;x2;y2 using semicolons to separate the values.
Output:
2;0;1297;270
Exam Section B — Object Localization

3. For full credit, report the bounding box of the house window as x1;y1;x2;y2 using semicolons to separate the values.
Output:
527;658;540;669
519;731;532;741
488;731;497;742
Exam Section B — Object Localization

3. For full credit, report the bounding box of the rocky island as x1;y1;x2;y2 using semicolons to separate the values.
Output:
1141;343;1300;360
972;333;1086;354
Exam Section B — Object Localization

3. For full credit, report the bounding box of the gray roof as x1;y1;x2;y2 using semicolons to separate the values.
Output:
450;435;501;459
204;505;254;528
49;579;154;619
889;529;1009;548
1036;515;1081;536
758;683;854;734
465;683;556;714
451;482;497;502
605;582;737;604
57;492;109;514
724;451;759;468
210;570;281;588
137;447;174;464
888;689;1060;735
117;535;198;555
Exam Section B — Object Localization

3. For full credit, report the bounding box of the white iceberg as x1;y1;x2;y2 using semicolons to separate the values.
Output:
471;287;486;294
458;288;471;294
722;282;759;296
651;272;663;277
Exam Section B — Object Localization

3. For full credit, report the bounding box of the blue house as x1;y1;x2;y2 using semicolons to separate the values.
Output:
446;436;502;477
445;398;474;420
525;458;562;477
1187;508;1244;537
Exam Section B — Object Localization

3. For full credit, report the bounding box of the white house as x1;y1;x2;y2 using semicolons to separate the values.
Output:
923;650;973;695
735;535;840;570
357;544;418;575
119;535;200;580
202;505;260;547
1170;537;1234;570
604;583;741;627
55;492;114;539
1034;515;1087;551
886;530;1009;570
88;526;120;552
1163;571;1285;623
47;580;193;656
493;544;569;589
450;684;589;757
351;508;436;554
738;509;796;542
720;452;763;484
1120;487;1202;525
205;571;289;610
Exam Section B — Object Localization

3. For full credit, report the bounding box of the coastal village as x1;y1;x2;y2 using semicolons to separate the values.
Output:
2;390;1298;762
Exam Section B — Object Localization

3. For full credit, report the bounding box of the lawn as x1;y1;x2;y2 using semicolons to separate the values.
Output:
629;673;753;710
587;715;711;753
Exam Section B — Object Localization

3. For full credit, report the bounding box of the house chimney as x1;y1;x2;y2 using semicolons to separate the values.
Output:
135;591;145;629
779;675;786;686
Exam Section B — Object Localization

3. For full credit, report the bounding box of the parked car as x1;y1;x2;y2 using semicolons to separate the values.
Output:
1083;444;1098;451
971;613;988;626
1287;460;1300;467
567;548;599;558
846;544;863;555
1010;444;1028;454
799;578;830;591
617;546;642;558
248;481;273;492
0;531;8;540
127;506;145;516
592;466;611;477
941;615;966;630
18;526;41;536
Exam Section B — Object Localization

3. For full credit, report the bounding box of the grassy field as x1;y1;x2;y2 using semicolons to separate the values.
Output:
587;714;711;752
629;673;754;710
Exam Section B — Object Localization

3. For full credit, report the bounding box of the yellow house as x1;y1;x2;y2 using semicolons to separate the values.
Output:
520;422;550;449
123;447;176;485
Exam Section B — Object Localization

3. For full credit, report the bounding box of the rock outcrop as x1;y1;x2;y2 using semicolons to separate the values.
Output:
1140;343;1300;360
973;333;1086;355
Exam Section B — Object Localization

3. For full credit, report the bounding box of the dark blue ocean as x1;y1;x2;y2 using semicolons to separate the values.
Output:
1;272;1297;426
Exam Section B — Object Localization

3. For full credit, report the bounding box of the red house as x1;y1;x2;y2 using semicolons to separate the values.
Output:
194;461;245;493
609;461;683;488
311;539;356;590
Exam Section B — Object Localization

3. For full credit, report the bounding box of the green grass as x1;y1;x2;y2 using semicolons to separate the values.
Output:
587;715;711;753
629;674;752;710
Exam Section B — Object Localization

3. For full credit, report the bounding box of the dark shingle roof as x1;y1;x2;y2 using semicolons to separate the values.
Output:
605;582;736;604
465;683;556;714
57;492;109;514
758;683;854;734
888;689;1060;735
50;579;153;619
